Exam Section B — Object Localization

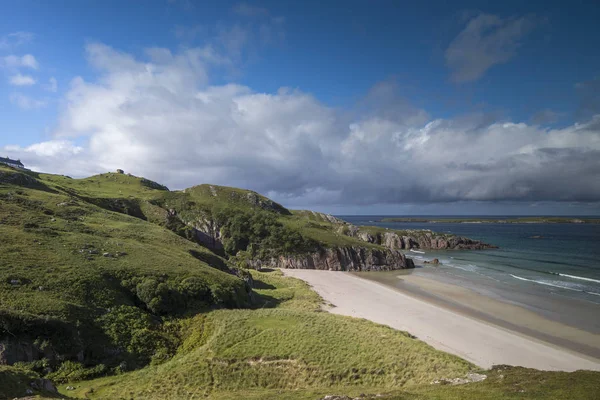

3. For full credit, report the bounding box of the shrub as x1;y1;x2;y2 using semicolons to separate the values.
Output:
212;206;318;259
97;306;177;367
47;361;106;383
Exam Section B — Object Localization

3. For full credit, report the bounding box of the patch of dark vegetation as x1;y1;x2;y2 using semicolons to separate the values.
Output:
83;197;147;220
212;206;319;259
141;178;169;191
188;249;229;272
0;170;58;194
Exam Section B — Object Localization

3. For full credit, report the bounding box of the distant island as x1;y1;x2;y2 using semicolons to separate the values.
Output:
380;217;600;224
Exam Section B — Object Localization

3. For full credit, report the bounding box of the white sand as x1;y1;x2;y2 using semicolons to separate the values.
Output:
282;269;600;372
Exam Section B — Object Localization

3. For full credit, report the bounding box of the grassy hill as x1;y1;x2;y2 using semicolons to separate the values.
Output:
2;166;598;399
0;167;252;379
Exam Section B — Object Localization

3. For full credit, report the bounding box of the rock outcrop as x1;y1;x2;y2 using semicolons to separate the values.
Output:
341;225;496;250
188;215;224;250
246;246;414;271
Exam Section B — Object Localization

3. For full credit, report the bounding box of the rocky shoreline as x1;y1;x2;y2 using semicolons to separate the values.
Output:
341;224;496;250
246;246;415;271
177;210;494;272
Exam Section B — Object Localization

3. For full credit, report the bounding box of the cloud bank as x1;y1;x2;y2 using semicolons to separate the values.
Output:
3;41;600;208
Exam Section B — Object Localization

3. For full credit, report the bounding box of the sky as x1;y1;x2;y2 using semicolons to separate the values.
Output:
1;0;599;215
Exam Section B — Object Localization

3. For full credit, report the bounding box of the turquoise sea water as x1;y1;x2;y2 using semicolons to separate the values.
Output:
339;216;600;306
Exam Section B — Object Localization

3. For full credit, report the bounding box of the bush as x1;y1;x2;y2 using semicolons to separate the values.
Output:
97;305;177;367
212;206;317;259
47;361;106;383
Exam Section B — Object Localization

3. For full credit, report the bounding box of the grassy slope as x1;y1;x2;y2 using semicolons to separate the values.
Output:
283;213;382;249
159;185;386;251
60;269;600;400
0;167;248;317
60;270;473;399
289;210;457;245
0;166;251;388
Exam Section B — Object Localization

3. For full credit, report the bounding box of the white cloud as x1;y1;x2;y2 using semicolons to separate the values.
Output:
0;31;34;49
24;140;83;157
446;14;535;83
9;73;36;86
44;76;58;92
9;93;47;109
233;3;269;17
2;140;92;177
1;54;39;69
4;43;600;206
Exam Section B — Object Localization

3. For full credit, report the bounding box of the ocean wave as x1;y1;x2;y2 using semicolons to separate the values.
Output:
410;249;425;254
468;256;599;282
509;274;582;292
509;274;600;297
450;264;478;272
556;273;600;284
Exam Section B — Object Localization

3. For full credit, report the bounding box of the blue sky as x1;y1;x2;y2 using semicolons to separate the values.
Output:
1;0;600;214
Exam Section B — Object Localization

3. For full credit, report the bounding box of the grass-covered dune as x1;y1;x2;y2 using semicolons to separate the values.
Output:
59;270;473;399
9;269;596;400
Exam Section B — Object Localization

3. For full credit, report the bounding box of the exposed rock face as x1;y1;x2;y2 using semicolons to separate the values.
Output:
246;246;415;271
341;226;496;250
189;216;224;250
0;338;70;365
30;378;58;393
308;211;346;224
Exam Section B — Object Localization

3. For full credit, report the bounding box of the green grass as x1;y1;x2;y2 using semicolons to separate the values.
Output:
56;269;474;399
281;214;383;249
0;166;251;376
40;171;169;199
3;166;599;400
0;365;44;399
180;183;290;215
56;269;600;400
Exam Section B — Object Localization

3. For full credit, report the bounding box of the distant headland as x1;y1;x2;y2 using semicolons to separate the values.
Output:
380;217;600;224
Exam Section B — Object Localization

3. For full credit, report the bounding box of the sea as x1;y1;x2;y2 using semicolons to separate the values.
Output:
338;216;600;325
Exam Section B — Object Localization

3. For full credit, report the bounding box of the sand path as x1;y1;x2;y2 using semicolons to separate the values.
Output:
282;269;600;371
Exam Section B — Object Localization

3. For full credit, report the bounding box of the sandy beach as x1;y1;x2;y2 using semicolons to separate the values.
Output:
282;269;600;372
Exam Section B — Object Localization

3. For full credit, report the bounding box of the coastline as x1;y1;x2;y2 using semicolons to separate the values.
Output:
355;269;600;359
281;268;600;372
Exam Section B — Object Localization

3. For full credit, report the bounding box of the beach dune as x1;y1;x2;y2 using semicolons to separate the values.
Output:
282;269;600;372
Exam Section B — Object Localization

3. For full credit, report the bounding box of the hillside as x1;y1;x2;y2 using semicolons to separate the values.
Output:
0;167;253;383
0;166;444;388
4;270;599;400
1;166;599;399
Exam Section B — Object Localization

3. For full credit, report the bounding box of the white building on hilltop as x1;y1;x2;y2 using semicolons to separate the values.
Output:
0;157;26;169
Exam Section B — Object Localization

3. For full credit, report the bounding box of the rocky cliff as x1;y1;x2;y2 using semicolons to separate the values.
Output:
340;224;496;250
168;212;414;271
246;246;415;271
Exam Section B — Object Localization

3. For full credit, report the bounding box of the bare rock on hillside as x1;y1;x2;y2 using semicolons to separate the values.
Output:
246;246;415;271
